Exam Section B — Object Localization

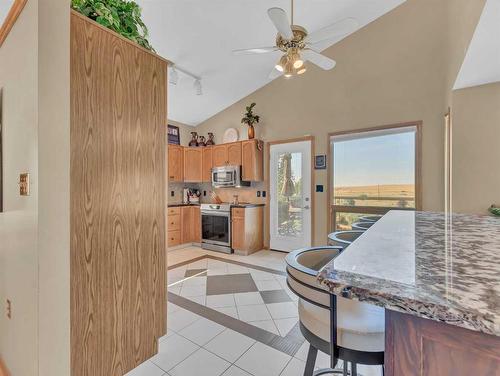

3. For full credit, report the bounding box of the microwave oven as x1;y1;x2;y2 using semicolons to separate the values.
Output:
211;165;250;188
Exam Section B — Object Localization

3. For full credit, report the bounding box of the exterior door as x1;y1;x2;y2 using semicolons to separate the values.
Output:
269;140;312;252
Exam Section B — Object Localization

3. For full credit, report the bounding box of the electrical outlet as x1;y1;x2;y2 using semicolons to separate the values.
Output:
262;191;266;198
170;191;175;197
6;299;11;319
256;191;261;197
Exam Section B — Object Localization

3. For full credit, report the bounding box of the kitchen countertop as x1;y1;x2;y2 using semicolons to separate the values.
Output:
230;203;265;208
167;203;265;208
317;210;500;336
168;203;200;207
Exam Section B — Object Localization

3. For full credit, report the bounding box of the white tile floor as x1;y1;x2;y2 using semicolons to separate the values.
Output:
126;246;382;376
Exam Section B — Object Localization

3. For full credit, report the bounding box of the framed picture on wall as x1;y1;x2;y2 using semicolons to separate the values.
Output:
315;154;327;169
168;124;180;145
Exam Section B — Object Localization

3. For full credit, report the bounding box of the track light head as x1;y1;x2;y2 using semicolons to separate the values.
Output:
169;66;179;85
194;79;202;95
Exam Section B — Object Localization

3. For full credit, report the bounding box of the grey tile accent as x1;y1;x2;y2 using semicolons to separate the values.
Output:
168;255;207;270
259;290;293;304
169;293;304;357
184;268;207;278
206;274;258;296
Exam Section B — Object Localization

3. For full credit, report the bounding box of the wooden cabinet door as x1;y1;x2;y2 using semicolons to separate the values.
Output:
184;147;202;182
192;206;201;242
232;216;245;250
241;140;263;181
181;206;191;243
202;147;213;182
212;145;228;167
168;145;183;182
181;206;201;243
227;142;242;166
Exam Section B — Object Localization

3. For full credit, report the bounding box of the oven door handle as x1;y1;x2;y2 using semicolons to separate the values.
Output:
201;211;230;217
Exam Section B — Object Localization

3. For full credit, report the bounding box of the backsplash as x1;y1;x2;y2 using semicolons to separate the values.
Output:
168;182;266;205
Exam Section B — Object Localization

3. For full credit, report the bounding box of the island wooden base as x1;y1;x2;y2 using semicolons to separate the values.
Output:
385;310;500;376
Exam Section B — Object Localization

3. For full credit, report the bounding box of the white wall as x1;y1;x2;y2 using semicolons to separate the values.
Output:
0;0;39;375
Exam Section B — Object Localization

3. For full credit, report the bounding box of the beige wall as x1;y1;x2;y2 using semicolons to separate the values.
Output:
452;82;500;214
196;0;484;245
37;0;71;375
169;119;195;146
0;1;39;375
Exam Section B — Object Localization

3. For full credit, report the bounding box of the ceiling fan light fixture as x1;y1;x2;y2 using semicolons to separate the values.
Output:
297;66;307;75
275;54;288;72
293;58;304;69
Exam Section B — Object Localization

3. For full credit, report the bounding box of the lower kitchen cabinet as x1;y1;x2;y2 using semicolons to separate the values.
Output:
182;206;201;243
231;206;263;255
168;206;201;247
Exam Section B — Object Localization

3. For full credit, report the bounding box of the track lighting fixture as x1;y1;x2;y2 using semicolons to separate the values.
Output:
168;64;203;95
169;66;179;85
194;79;202;95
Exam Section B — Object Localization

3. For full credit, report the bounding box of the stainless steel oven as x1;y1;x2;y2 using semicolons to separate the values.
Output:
212;165;250;188
201;203;233;254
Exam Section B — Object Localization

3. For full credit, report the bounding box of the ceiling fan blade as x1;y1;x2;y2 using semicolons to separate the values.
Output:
302;49;336;70
233;47;278;55
267;7;294;40
305;17;358;45
268;67;283;80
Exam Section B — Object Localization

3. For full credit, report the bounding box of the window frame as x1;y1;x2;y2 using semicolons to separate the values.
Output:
327;121;422;233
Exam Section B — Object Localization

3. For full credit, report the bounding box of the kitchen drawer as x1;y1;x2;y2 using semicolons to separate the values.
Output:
232;208;245;218
168;214;181;231
168;207;181;216
167;230;181;247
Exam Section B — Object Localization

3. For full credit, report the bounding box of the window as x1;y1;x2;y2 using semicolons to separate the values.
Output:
329;123;420;231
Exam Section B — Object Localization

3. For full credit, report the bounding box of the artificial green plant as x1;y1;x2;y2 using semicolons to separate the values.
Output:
71;0;154;51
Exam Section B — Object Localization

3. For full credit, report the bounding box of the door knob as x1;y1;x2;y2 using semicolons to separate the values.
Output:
303;205;310;210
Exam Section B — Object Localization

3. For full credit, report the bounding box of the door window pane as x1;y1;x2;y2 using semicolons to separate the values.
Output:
277;152;303;237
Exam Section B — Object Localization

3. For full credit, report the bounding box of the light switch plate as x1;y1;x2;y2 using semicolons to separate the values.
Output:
19;173;30;196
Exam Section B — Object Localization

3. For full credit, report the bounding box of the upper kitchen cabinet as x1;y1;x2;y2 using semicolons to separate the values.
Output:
202;147;213;182
241;140;263;181
212;144;228;167
184;147;203;182
212;142;242;167
227;142;242;166
168;145;183;182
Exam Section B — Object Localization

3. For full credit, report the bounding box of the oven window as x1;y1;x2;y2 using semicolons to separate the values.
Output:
202;214;229;244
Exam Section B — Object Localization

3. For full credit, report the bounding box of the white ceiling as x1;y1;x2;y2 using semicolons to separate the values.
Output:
0;0;15;27
137;0;406;126
454;0;500;90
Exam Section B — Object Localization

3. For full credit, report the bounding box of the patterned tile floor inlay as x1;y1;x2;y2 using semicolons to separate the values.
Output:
126;246;382;376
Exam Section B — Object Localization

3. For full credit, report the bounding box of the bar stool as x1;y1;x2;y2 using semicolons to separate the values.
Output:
286;247;385;376
358;215;382;223
327;230;364;249
351;221;374;231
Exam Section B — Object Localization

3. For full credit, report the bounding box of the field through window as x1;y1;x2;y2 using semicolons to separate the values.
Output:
330;124;420;231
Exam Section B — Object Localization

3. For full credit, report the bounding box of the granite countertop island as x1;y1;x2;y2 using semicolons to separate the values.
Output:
317;210;500;337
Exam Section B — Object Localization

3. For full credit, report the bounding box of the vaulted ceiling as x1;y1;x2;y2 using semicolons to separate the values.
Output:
137;0;406;126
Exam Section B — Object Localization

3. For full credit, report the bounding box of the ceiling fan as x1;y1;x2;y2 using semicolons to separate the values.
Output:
233;0;358;78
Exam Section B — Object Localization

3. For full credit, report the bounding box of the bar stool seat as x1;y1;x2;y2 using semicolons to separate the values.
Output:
298;298;385;353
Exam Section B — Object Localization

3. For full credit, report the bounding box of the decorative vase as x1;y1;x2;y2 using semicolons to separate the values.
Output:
206;132;215;146
247;124;255;139
189;131;198;147
198;136;206;147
